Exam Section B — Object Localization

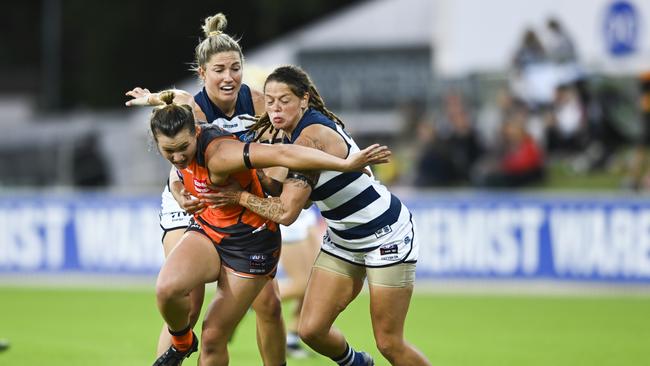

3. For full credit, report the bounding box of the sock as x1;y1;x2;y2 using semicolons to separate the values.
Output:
287;331;300;347
169;325;193;352
332;342;364;366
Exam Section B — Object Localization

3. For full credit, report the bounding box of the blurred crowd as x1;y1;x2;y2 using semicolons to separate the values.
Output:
388;17;650;190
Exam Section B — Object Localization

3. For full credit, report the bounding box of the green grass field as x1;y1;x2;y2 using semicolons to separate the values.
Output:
1;285;649;366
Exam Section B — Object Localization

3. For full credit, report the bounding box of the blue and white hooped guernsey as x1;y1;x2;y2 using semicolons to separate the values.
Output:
285;109;417;262
194;83;257;142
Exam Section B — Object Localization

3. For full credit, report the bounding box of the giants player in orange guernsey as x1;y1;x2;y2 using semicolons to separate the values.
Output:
149;90;390;366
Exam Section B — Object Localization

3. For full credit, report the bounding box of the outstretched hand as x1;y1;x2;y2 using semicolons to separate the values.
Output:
344;144;391;172
125;87;195;107
125;87;158;107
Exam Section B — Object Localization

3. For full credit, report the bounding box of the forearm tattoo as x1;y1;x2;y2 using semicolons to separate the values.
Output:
243;195;285;223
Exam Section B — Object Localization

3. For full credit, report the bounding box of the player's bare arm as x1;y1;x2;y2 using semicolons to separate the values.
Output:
205;138;390;185
201;177;312;225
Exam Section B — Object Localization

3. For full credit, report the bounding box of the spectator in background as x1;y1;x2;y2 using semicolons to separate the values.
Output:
545;83;588;153
413;118;456;186
72;133;110;187
512;29;547;72
543;18;577;65
473;103;545;187
443;92;482;182
543;17;583;84
414;92;482;187
510;28;556;110
476;86;515;153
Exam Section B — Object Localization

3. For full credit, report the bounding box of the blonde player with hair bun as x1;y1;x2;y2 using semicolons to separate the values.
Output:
127;12;286;366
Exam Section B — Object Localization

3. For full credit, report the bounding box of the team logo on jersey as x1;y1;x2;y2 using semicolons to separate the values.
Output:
374;225;392;238
193;178;211;193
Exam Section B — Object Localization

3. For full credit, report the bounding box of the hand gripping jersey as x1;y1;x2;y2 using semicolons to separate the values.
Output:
180;125;278;245
284;109;417;266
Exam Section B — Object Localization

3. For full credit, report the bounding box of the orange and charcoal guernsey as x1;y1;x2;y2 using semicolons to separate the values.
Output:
179;125;277;244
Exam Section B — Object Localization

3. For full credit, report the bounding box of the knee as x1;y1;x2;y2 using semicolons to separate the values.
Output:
253;294;282;321
374;334;404;361
155;277;185;304
297;321;327;347
200;324;227;355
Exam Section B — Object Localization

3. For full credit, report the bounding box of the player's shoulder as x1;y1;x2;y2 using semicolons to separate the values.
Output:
250;88;265;116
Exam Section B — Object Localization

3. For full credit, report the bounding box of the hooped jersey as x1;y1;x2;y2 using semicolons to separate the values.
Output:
194;84;257;142
179;124;277;244
284;108;409;251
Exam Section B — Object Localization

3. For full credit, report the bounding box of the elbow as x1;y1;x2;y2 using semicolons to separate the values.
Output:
277;210;300;226
277;218;293;226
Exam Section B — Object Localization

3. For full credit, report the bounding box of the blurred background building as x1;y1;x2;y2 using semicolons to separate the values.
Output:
2;0;649;191
2;0;650;283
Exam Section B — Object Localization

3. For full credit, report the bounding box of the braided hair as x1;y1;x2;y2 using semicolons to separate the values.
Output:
249;65;344;142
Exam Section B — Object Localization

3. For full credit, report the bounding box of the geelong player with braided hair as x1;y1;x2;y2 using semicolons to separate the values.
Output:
205;65;431;366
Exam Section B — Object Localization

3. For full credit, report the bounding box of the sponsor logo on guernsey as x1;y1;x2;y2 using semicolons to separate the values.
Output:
380;243;399;256
171;211;190;219
170;212;190;223
379;241;400;260
404;236;411;245
374;225;392;238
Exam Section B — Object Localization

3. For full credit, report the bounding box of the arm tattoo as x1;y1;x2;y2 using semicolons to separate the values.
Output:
243;195;285;223
291;134;322;185
297;135;326;152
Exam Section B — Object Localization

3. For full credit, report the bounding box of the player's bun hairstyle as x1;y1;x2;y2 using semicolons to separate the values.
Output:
150;91;196;141
192;12;244;76
249;65;345;141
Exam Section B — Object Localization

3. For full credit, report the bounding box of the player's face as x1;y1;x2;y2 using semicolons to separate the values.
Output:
264;81;308;134
199;51;243;107
156;128;198;170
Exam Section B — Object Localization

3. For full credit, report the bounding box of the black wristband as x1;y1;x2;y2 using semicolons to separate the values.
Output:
286;171;316;189
243;142;253;169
